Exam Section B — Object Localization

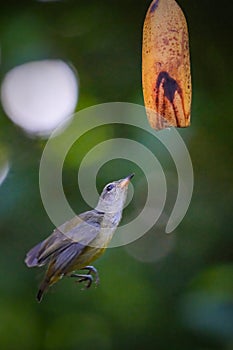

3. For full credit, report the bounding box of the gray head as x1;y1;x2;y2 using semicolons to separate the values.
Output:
96;174;134;214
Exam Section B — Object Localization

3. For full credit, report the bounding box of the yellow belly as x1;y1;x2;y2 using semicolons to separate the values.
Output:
67;246;107;272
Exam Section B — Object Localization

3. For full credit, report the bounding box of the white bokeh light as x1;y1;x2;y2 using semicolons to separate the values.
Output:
1;60;78;136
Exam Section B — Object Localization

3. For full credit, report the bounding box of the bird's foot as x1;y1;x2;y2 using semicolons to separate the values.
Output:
70;273;93;289
81;266;100;286
70;266;99;289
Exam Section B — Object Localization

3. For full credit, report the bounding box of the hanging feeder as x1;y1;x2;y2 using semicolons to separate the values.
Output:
142;0;192;130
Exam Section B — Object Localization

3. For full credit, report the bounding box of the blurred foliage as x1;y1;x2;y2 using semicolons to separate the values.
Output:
0;0;233;350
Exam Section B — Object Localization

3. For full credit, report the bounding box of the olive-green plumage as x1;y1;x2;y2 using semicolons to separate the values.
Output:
25;174;134;302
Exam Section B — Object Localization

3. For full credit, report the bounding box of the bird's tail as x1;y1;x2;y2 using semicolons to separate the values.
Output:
36;274;60;302
36;278;50;303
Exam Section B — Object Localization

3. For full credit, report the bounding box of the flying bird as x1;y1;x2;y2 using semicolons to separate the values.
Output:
25;174;134;302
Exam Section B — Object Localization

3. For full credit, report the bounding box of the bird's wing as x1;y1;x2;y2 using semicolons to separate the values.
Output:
25;210;104;267
48;241;85;273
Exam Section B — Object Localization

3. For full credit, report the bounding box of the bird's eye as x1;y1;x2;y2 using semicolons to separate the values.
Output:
106;184;114;192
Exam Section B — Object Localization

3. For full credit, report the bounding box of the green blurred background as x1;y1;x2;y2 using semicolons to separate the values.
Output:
0;0;233;349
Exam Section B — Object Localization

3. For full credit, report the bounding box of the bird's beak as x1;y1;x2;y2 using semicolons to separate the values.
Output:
119;173;134;188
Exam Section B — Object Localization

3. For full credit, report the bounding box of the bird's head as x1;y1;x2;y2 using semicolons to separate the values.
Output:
96;174;134;214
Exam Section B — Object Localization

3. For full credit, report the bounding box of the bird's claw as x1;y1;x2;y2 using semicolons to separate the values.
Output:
70;273;93;289
70;266;99;289
77;275;93;289
82;266;100;286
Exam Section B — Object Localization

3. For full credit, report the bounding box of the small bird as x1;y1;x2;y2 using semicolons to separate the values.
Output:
25;174;134;302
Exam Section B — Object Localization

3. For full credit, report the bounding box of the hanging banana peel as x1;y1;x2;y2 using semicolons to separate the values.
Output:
142;0;192;130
